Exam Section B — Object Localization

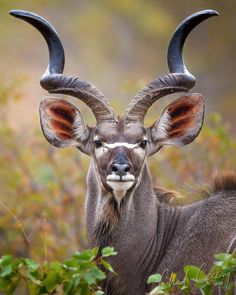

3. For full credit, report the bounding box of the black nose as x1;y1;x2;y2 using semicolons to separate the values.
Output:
111;163;130;177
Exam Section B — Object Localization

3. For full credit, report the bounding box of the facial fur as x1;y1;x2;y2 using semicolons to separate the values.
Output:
91;120;149;202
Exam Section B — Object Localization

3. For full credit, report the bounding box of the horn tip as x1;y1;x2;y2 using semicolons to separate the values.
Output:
9;9;19;16
9;9;28;17
203;9;219;16
9;10;44;22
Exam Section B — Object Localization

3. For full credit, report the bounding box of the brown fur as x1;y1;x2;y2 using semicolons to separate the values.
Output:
167;96;203;139
170;117;194;131
168;97;198;118
50;120;72;133
153;186;182;205
211;171;236;193
91;193;120;248
47;101;76;121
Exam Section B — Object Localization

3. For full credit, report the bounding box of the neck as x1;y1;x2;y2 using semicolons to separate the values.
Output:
85;160;179;294
86;161;156;245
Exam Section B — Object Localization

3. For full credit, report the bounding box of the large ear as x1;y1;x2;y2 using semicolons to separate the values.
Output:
39;97;90;150
149;93;205;147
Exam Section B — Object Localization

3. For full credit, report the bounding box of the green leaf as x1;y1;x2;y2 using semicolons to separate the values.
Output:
63;260;78;270
24;258;40;273
92;247;99;257
27;272;42;286
83;272;96;285
215;253;230;261
147;274;162;284
95;291;104;295
184;265;206;280
201;284;213;295
6;278;19;294
0;265;13;278
0;256;13;266
50;261;63;273
101;247;117;257
0;278;11;290
91;267;106;280
12;259;22;271
71;273;81;288
101;260;114;272
148;285;167;295
65;275;81;294
74;249;95;261
28;283;41;295
43;271;60;292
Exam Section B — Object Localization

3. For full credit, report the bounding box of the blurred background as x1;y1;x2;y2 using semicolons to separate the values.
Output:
0;0;236;262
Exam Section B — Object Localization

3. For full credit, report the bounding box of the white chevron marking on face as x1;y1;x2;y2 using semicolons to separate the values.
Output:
103;142;139;149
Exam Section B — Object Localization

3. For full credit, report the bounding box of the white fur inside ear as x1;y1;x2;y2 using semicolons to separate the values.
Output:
73;113;89;141
154;110;171;140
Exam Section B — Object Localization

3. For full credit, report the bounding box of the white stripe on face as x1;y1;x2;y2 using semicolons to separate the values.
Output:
103;142;139;149
93;138;148;159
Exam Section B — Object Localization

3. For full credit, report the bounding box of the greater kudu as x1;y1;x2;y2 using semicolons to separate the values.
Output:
10;9;236;295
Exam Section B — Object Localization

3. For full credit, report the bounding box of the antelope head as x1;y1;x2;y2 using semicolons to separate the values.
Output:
10;10;218;202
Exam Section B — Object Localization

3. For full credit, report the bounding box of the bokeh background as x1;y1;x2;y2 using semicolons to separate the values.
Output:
0;0;236;263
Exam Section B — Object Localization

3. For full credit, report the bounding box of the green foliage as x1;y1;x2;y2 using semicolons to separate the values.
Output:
0;247;116;294
0;248;235;294
148;252;236;295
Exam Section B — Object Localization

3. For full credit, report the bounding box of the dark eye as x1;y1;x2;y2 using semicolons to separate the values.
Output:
93;140;102;148
140;140;149;149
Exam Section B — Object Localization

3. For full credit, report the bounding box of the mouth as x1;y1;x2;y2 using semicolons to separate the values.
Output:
106;173;135;198
106;174;135;183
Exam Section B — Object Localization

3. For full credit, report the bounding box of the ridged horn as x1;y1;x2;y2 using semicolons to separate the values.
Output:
124;9;219;123
9;10;116;123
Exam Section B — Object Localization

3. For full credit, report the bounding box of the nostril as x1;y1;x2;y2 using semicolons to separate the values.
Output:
112;165;118;172
111;163;131;176
124;166;130;172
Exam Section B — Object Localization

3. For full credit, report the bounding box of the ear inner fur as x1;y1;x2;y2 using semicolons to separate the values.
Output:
50;120;74;138
150;93;205;145
46;103;76;124
39;97;90;148
46;102;76;140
